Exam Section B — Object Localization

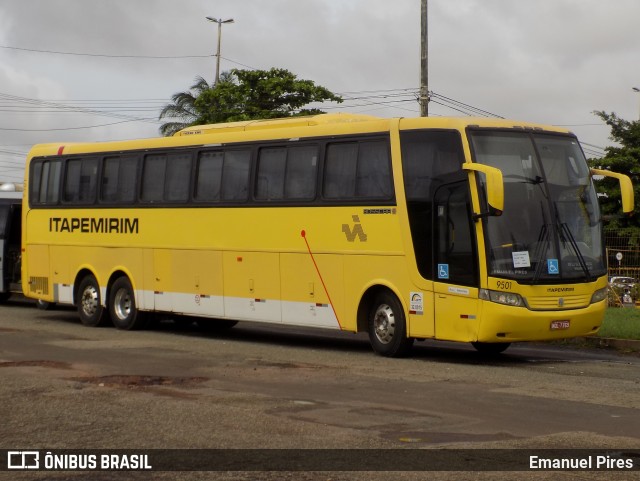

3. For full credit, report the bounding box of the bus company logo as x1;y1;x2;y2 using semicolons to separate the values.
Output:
410;292;424;315
547;287;575;293
7;451;39;470
49;217;139;234
342;215;368;242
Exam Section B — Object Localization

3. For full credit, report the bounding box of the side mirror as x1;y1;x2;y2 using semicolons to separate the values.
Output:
463;163;504;217
590;168;634;214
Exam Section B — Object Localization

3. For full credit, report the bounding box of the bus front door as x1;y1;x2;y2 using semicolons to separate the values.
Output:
433;181;481;342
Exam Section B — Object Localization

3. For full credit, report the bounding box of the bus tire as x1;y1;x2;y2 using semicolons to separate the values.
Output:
109;276;146;331
77;275;107;327
367;291;413;357
471;342;511;355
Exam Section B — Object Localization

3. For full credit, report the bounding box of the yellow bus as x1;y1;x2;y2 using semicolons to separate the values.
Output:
22;114;633;356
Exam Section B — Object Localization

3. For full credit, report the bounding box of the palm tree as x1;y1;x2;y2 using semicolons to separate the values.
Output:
158;76;211;136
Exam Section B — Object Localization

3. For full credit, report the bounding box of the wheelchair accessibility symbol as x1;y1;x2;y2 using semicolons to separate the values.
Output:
547;259;559;275
438;264;449;279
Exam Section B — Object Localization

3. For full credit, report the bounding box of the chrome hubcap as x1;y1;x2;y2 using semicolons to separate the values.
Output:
113;288;131;320
81;286;99;317
373;304;395;344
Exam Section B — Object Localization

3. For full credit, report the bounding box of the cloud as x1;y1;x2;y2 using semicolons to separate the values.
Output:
0;0;637;153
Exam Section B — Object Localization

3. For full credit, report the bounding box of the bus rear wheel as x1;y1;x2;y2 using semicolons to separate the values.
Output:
367;291;413;357
77;275;107;327
109;277;146;330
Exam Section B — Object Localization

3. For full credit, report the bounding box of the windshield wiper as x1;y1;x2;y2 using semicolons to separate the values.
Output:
554;202;592;282
532;202;551;284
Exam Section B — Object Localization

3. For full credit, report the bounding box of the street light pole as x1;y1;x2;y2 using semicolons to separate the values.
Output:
206;16;234;85
420;0;429;117
633;87;640;121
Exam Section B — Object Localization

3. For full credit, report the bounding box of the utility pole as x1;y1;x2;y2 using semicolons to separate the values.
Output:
206;16;235;85
420;0;429;117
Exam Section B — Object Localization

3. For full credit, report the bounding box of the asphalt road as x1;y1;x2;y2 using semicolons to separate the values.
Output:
1;295;639;481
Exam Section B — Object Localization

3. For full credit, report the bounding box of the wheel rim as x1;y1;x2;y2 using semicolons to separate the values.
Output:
373;303;396;344
113;287;131;321
81;285;99;317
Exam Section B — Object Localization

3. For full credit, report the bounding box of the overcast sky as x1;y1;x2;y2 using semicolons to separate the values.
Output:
1;0;639;183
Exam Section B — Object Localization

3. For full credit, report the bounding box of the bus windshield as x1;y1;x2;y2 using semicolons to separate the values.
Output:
470;130;605;283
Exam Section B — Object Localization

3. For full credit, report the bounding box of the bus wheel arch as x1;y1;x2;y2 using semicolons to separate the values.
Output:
107;273;146;331
74;270;108;327
357;285;414;358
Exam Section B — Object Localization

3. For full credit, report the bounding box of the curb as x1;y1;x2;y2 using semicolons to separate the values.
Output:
567;336;640;352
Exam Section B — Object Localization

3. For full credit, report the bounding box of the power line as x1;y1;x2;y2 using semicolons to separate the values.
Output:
0;44;212;59
0;119;154;132
0;92;161;128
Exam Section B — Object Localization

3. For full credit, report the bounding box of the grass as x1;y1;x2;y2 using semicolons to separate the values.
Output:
598;308;640;340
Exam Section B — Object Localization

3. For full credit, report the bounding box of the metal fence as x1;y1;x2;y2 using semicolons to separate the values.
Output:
605;231;640;307
605;231;640;279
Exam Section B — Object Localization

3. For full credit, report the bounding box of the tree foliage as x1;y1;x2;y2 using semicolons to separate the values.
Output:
158;75;211;137
589;111;640;233
159;68;342;136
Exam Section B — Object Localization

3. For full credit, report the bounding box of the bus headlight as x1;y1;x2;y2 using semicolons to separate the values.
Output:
480;289;526;307
590;287;608;304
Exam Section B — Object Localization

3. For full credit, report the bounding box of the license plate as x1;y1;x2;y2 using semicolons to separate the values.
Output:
550;320;570;330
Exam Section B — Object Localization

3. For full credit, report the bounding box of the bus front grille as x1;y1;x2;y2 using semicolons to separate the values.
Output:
527;294;590;310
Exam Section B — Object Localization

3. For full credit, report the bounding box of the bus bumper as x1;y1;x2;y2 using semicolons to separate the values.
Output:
476;299;606;342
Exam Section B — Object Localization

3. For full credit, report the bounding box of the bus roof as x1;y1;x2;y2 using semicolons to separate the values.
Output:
173;113;382;136
25;114;573;159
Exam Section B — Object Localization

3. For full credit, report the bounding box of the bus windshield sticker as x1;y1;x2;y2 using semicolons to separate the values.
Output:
438;264;449;279
512;251;531;269
547;259;560;275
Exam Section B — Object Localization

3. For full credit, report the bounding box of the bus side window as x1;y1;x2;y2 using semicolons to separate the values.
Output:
33;159;63;205
324;143;358;199
165;152;192;202
285;145;318;200
196;149;251;203
221;150;251;202
195;151;224;201
140;151;191;203
356;141;392;198
256;147;287;200
256;145;318;201
101;155;138;204
64;158;98;204
30;161;43;206
323;140;392;201
141;154;167;202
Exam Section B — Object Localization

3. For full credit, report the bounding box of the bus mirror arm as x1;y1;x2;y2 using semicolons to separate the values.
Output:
463;163;504;220
590;168;634;215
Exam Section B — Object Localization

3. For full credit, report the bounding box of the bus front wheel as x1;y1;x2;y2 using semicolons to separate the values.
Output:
77;275;107;327
109;277;146;331
367;291;413;357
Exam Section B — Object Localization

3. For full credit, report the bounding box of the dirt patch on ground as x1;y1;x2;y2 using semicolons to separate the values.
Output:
72;374;209;388
0;360;72;369
69;374;210;400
